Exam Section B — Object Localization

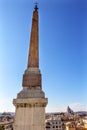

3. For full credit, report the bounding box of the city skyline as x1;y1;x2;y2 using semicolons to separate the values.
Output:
0;0;87;112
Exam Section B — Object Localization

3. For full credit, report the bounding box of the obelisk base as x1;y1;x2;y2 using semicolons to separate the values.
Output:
13;98;48;130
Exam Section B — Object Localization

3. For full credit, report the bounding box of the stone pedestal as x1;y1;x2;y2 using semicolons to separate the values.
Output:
13;68;48;130
13;98;48;130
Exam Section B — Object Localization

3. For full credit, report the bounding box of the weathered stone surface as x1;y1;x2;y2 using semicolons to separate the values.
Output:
13;98;48;107
13;98;48;130
28;10;39;68
22;68;42;88
22;73;41;87
17;89;45;98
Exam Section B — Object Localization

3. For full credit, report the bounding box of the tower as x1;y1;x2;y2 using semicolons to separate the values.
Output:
13;3;48;130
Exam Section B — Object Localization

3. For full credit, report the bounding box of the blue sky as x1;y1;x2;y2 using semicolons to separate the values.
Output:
0;0;87;112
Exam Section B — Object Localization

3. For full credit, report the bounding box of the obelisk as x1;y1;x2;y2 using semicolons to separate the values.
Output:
13;3;48;130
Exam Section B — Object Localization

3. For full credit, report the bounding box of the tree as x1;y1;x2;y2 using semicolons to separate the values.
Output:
0;125;5;130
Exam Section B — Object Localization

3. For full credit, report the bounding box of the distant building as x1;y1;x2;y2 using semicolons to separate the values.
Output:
0;113;13;130
5;124;13;130
46;115;65;130
66;122;76;130
67;106;74;115
83;117;87;128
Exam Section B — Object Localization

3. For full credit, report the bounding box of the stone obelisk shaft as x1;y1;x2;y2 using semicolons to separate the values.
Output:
28;10;39;68
22;8;41;88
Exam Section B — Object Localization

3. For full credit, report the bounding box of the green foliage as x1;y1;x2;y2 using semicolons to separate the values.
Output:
0;125;5;130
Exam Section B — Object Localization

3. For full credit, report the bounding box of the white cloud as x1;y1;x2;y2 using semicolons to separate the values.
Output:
69;102;87;112
46;103;87;113
0;95;15;112
46;105;66;113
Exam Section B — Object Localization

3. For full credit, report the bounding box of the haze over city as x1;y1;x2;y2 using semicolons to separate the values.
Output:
0;0;87;112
